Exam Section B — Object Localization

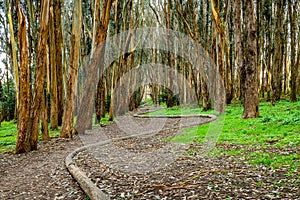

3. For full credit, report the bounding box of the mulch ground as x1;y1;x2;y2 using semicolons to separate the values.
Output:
0;106;299;199
74;108;299;199
0;137;86;200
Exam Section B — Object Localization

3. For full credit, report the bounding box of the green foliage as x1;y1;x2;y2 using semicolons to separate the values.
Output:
98;113;112;125
141;98;154;106
0;78;16;121
158;87;179;107
167;100;300;170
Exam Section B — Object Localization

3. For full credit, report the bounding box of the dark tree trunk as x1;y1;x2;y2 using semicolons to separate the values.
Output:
242;0;259;119
49;6;58;130
271;0;284;104
54;0;64;126
95;75;106;124
290;1;298;102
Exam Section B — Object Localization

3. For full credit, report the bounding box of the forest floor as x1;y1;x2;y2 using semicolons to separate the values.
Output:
74;105;299;199
0;104;299;199
0;137;86;199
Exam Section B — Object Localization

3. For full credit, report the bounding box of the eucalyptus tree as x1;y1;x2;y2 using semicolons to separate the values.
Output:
60;0;82;138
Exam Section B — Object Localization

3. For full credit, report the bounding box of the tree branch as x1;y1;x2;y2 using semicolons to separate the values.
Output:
174;0;196;40
149;1;163;26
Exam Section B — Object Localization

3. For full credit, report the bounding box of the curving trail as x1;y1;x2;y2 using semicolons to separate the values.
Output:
66;105;216;199
69;106;300;199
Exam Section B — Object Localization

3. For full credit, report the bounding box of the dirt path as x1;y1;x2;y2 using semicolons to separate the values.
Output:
0;138;86;200
73;107;299;199
0;106;298;199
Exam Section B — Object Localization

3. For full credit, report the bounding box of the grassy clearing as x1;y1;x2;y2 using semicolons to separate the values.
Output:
161;100;300;170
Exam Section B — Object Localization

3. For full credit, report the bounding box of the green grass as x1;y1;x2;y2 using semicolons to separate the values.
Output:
0;113;112;152
1;100;299;171
140;98;155;106
0;121;63;152
74;113;112;126
97;113;113;125
145;104;214;116
167;100;300;170
0;121;18;152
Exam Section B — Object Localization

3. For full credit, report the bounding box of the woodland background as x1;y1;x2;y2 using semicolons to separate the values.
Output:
0;0;298;153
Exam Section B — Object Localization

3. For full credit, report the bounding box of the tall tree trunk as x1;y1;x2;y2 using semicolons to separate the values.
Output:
264;0;273;102
25;0;50;152
202;2;212;110
166;0;173;108
271;0;284;104
41;88;50;140
53;0;64;126
210;0;226;113
108;0;122;121
290;1;298;102
91;0;101;55
49;6;58;130
60;0;82;138
74;0;112;134
6;0;19;113
256;0;261;96
109;61;117;121
95;75;106;124
260;6;266;98
175;0;210;109
15;3;30;154
42;44;50;140
242;0;259;119
282;16;288;95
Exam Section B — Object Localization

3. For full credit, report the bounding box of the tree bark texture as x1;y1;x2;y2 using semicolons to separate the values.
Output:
60;0;82;138
242;0;260;119
25;0;50;152
15;3;30;154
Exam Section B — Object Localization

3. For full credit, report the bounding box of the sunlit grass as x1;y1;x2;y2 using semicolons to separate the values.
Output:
0;121;17;152
145;104;214;116
165;100;300;170
0;112;112;152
